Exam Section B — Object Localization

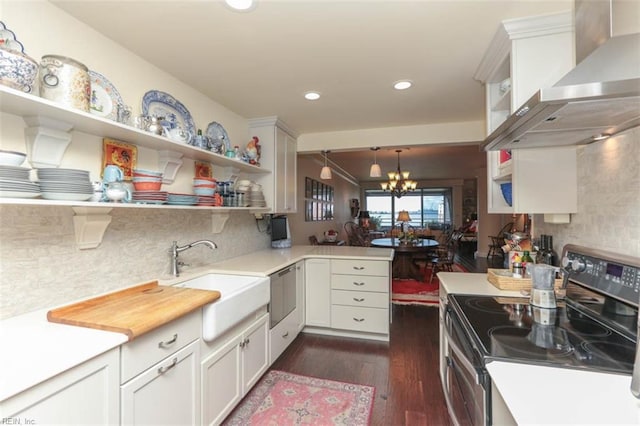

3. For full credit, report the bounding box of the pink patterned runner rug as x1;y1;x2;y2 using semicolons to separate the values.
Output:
222;370;375;425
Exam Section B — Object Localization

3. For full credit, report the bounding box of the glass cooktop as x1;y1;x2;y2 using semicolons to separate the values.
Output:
449;294;636;375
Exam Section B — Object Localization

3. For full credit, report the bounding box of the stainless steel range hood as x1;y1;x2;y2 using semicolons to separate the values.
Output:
481;27;640;151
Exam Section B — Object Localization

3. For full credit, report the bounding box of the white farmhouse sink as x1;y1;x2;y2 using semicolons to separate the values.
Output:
174;273;270;342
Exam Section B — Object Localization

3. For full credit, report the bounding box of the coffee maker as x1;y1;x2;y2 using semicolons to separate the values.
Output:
529;263;559;309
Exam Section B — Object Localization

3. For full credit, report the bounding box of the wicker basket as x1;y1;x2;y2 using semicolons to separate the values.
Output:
487;268;563;291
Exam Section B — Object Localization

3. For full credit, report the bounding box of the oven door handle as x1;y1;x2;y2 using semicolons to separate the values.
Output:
446;335;484;386
445;305;484;362
442;355;462;426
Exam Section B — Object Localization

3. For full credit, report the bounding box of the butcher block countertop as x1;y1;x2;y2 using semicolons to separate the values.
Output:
47;281;220;341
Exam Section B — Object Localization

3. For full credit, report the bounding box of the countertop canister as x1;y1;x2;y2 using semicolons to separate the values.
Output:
39;55;90;112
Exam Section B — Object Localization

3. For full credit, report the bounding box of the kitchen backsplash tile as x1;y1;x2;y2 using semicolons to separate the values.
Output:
535;126;639;258
0;207;270;319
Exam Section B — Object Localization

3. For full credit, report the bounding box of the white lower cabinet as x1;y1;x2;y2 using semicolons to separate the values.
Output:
270;306;298;363
0;348;120;424
201;312;269;426
270;261;305;363
120;340;200;425
330;259;390;337
304;258;331;327
120;311;201;425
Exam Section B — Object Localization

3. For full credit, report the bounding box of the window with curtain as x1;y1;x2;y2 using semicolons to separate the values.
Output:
364;188;452;231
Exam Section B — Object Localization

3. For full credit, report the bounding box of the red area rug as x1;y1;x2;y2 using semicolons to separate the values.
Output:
392;263;467;307
222;370;375;425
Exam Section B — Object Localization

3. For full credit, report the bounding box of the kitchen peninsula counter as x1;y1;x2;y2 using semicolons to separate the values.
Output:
2;245;393;404
161;245;394;283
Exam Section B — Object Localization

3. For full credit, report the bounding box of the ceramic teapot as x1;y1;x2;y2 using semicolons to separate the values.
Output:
146;116;165;135
103;181;131;203
167;126;193;144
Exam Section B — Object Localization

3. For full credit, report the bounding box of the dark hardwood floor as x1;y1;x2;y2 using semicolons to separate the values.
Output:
267;251;491;425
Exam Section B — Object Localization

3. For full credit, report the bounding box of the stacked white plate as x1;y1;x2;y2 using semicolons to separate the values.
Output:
36;168;93;201
132;191;168;204
0;165;39;198
248;189;266;207
167;193;198;206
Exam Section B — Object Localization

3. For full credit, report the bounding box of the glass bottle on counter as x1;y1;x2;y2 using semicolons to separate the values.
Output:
522;250;535;277
537;235;548;264
541;235;557;266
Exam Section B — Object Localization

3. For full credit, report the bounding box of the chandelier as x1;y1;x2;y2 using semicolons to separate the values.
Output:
380;150;417;198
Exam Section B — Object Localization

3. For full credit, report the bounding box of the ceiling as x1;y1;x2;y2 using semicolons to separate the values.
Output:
50;0;572;182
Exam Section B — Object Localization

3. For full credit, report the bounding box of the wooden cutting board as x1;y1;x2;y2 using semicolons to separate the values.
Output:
47;281;220;341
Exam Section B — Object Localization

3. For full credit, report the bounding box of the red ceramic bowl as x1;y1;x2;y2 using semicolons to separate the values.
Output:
133;181;162;191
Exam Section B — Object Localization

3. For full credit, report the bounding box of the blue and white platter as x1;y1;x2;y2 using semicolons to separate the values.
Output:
142;90;196;136
0;28;24;53
89;70;124;121
205;121;230;154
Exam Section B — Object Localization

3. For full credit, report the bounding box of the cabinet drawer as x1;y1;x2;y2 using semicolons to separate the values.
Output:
331;274;389;293
331;305;389;334
121;311;200;383
331;290;388;309
331;259;388;277
269;310;299;364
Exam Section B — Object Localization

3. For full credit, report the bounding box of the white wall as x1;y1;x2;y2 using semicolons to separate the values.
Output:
288;155;360;245
0;1;271;319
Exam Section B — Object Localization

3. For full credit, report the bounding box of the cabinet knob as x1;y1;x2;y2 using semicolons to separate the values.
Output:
353;282;365;286
353;297;365;302
353;317;365;322
353;266;365;270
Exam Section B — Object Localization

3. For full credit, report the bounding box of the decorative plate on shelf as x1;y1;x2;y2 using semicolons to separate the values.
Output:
0;30;24;53
0;25;25;53
205;121;230;154
89;70;124;121
142;90;196;136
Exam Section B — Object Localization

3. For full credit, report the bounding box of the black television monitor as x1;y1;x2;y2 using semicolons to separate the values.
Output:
271;216;288;241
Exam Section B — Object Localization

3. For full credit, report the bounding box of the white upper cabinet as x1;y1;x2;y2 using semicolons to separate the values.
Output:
249;117;298;214
475;11;578;214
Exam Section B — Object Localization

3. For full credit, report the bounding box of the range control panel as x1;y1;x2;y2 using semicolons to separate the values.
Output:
563;244;640;307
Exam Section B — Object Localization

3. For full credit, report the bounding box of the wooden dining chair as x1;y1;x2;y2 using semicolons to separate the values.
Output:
344;221;369;246
487;222;513;260
428;244;456;283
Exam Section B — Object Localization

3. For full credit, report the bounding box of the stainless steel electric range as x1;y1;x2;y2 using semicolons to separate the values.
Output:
443;244;640;426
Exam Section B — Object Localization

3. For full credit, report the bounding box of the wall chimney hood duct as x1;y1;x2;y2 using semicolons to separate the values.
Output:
481;6;640;152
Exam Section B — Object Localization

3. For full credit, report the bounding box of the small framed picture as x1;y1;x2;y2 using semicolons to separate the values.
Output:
102;138;137;180
195;161;212;178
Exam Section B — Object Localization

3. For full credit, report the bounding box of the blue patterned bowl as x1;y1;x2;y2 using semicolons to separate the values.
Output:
0;47;37;93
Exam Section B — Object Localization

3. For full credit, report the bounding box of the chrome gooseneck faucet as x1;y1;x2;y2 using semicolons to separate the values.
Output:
170;240;217;277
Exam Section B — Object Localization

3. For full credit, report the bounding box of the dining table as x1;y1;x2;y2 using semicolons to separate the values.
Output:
370;237;439;282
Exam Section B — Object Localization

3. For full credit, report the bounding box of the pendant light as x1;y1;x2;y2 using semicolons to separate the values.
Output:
369;147;382;177
320;150;332;179
380;150;417;198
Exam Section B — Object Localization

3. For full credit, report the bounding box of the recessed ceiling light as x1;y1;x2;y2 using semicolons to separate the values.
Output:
304;91;321;101
225;0;255;11
393;80;413;90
